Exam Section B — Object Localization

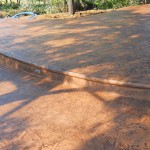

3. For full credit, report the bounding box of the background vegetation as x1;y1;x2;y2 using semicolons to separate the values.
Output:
0;0;149;17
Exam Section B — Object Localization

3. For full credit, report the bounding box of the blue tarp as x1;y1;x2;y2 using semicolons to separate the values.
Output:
11;12;37;19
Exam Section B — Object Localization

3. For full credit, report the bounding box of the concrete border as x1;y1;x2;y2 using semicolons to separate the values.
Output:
0;52;150;100
0;52;150;89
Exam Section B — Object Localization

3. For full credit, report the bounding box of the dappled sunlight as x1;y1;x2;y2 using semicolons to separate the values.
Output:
1;5;150;84
0;116;31;150
44;38;77;47
129;34;140;39
0;64;115;149
0;5;150;149
12;37;30;44
0;63;150;149
0;81;17;96
1;5;150;83
94;92;120;101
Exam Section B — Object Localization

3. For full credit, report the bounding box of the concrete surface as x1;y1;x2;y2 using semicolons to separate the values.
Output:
0;5;150;84
0;5;150;150
0;63;150;150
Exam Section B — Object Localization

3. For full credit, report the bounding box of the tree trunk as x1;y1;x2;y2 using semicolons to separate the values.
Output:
68;0;75;15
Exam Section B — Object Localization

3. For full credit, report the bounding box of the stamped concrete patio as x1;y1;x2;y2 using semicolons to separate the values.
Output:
0;5;150;84
0;4;150;150
0;63;150;150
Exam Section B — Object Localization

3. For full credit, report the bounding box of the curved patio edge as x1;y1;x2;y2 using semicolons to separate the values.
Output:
0;52;150;89
0;52;150;100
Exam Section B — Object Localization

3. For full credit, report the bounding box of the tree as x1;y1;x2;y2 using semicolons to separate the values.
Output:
68;0;75;15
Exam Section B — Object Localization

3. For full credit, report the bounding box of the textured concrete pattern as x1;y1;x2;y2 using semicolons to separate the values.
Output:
0;5;150;85
1;53;150;100
0;63;150;150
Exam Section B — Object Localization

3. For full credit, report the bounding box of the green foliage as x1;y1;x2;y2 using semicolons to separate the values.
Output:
99;0;140;9
0;0;141;17
83;0;140;10
0;11;7;18
6;9;21;16
0;2;21;17
72;0;140;11
0;2;20;11
19;0;65;14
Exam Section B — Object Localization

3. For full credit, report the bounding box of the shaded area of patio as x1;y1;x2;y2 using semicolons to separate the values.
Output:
0;63;150;150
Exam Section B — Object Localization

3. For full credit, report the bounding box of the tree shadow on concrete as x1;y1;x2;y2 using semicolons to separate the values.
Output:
0;66;150;149
0;64;79;149
0;5;150;84
0;4;150;150
75;93;150;150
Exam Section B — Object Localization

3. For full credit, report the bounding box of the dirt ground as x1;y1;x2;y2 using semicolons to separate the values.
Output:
0;63;150;150
0;9;112;19
0;5;150;85
38;9;112;19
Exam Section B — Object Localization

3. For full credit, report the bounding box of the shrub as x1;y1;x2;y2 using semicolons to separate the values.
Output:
98;0;140;9
0;11;7;18
0;0;142;16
